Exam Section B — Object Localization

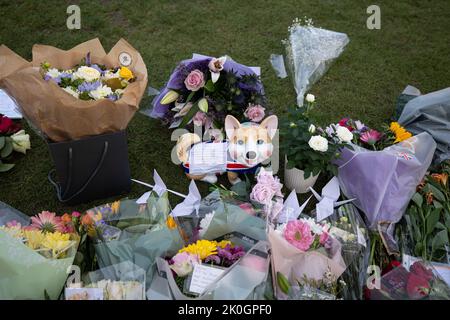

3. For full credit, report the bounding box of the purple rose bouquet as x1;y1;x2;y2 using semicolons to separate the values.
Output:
151;54;267;129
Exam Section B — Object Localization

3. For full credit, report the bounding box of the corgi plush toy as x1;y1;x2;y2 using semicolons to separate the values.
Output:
176;115;278;184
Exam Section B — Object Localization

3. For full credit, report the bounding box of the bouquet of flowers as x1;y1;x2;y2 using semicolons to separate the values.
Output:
401;163;450;263
335;118;412;150
40;53;135;102
0;38;147;141
0;203;80;299
334;117;436;228
0;114;31;172
150;54;266;130
65;261;146;300
269;216;346;299
84;192;184;290
368;260;450;300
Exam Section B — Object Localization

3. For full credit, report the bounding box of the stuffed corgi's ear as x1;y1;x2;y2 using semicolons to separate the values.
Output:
260;115;278;139
225;115;241;139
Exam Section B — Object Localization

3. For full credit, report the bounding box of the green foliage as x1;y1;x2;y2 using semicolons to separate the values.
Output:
280;106;347;178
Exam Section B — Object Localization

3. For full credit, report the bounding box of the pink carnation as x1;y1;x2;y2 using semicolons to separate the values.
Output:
184;69;205;91
244;104;265;122
283;220;314;251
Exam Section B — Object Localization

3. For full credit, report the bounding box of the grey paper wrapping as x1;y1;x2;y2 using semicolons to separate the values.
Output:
398;87;450;164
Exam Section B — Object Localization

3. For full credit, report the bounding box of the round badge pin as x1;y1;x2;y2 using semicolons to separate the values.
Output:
118;52;132;66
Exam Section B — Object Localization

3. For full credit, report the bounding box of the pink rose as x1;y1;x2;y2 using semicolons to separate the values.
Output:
71;211;81;218
257;171;283;197
319;231;329;245
193;111;208;127
170;252;200;277
244;104;265;123
250;183;275;205
184;69;205;91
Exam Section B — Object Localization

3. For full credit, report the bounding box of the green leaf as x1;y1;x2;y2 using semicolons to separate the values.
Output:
433;200;443;209
276;272;290;295
426;208;441;235
204;80;216;92
0;162;15;172
0;139;13;158
0;136;5;149
411;192;423;208
425;184;446;203
184;91;196;104
179;102;199;128
431;229;449;255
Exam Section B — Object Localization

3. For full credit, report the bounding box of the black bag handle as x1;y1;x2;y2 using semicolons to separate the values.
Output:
48;141;109;203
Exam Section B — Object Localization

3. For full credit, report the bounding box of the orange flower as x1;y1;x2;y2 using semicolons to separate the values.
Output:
110;201;120;214
390;122;401;133
431;173;448;187
61;213;72;224
166;216;177;229
81;212;94;226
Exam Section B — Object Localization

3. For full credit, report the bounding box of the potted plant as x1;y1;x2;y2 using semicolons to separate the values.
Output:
280;95;351;193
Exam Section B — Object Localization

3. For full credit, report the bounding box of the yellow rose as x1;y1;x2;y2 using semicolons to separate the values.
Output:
119;67;134;81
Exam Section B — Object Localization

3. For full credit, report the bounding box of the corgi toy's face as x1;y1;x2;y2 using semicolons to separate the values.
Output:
226;115;278;167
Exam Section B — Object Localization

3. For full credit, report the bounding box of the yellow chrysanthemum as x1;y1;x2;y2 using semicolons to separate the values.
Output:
119;67;133;81
41;232;73;258
390;122;401;133
216;240;232;249
166;216;177;230
179;240;218;260
0;226;23;239
23;230;46;250
395;130;412;143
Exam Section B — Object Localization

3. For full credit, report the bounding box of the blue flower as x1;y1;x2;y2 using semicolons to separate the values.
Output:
78;80;101;92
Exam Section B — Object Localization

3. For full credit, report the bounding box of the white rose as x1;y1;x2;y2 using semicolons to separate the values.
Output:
123;282;144;300
308;135;328;152
308;124;316;133
89;85;113;100
305;93;315;103
107;281;124;300
62;86;79;99
336;125;353;142
46;68;60;79
11;130;31;154
72;66;101;82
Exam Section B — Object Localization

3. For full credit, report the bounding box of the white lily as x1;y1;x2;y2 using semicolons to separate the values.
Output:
11;130;31;154
160;90;179;105
208;56;227;83
198;98;208;113
172;102;193;118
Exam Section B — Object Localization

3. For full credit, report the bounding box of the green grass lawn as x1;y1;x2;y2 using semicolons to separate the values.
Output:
1;0;449;215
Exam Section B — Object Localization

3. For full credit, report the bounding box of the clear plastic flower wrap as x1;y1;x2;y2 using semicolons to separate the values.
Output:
0;202;79;299
317;203;371;300
85;261;146;300
368;258;450;300
85;191;184;290
283;19;349;106
149;240;270;300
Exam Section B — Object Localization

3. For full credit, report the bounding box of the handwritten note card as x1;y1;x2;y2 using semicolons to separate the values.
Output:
189;264;225;295
188;142;227;175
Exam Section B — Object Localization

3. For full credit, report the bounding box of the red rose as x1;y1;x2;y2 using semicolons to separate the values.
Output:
381;260;402;276
410;261;434;281
338;118;354;131
406;273;430;299
0;115;20;134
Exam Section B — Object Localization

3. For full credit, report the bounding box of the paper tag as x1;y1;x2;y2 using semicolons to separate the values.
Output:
65;288;103;300
189;264;224;295
189;142;227;175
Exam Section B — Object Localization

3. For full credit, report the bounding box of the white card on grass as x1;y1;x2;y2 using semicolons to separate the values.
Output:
189;264;225;295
